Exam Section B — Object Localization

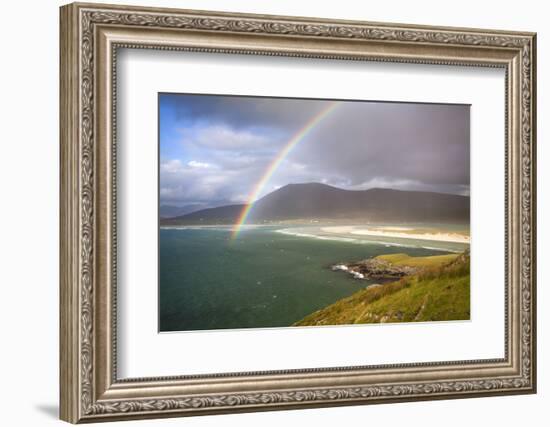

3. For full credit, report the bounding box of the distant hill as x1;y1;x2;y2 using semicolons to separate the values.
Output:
160;183;469;225
161;204;245;225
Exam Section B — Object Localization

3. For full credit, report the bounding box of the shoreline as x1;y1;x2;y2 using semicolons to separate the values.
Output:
294;250;470;326
160;224;271;230
275;225;469;252
161;223;470;252
320;225;470;244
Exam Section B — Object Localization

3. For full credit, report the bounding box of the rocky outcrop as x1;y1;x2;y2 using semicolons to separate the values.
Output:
296;250;470;326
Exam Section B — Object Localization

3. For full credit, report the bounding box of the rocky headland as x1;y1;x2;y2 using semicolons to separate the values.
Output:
331;257;417;280
296;251;470;326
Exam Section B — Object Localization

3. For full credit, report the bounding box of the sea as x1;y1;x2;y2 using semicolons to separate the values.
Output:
159;225;469;332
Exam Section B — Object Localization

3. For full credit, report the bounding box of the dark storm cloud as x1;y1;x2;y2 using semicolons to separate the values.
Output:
159;94;470;206
161;93;342;131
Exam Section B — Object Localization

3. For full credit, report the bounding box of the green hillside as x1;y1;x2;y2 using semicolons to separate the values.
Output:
294;251;470;326
375;253;459;268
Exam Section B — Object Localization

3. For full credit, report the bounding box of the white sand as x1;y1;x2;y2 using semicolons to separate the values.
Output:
320;226;470;244
320;226;355;233
376;226;414;231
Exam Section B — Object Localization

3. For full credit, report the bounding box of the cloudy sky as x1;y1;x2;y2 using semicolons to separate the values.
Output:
159;93;470;208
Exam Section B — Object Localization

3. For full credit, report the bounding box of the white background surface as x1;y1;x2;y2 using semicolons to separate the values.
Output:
0;0;545;426
118;49;505;378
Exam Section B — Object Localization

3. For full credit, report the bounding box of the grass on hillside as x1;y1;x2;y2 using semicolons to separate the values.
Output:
294;252;469;326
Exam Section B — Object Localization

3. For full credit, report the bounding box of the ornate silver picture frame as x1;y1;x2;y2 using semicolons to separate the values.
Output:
60;2;536;423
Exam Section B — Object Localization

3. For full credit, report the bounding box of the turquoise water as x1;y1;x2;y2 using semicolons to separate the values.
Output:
159;226;460;332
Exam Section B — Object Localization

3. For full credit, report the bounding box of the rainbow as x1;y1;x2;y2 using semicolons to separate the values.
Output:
231;101;341;238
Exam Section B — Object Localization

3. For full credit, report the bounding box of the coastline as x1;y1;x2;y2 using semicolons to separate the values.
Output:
294;250;470;326
161;223;471;252
275;224;470;252
159;224;470;330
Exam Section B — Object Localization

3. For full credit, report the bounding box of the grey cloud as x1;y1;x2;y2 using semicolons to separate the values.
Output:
289;102;469;189
161;95;469;206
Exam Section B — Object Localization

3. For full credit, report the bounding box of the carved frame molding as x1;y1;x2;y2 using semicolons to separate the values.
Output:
60;2;536;423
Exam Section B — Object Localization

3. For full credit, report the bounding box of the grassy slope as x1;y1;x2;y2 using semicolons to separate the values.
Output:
375;253;459;268
294;252;469;326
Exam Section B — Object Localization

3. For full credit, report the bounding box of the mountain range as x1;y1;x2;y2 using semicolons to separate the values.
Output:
160;183;469;225
159;204;202;219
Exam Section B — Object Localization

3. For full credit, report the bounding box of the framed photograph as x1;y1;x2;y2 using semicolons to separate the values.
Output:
158;93;472;332
60;2;537;423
